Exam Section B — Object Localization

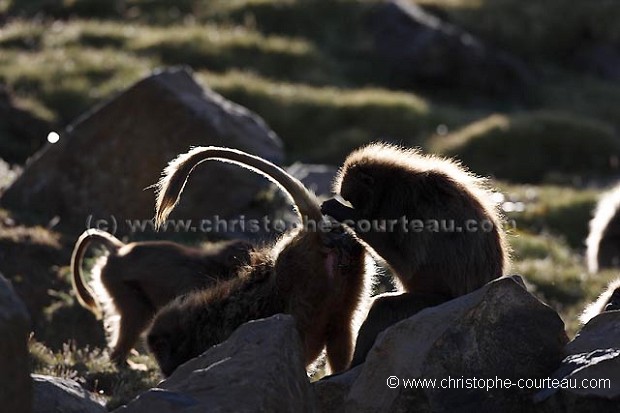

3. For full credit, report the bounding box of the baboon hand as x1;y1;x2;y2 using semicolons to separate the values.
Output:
321;198;360;222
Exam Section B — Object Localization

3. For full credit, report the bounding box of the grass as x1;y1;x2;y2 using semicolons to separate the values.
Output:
431;112;620;184
201;70;465;162
29;339;160;410
499;183;600;249
414;0;620;60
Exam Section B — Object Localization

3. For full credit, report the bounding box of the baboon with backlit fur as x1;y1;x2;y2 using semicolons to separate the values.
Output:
146;147;371;377
71;229;253;365
579;278;620;324
321;143;509;365
586;184;620;274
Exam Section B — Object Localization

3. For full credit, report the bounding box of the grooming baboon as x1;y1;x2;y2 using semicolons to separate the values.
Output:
147;147;371;376
321;143;509;364
586;184;620;274
579;278;620;324
71;229;253;364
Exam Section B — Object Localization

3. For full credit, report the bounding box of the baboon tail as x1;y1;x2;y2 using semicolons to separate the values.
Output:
155;146;323;228
70;229;124;319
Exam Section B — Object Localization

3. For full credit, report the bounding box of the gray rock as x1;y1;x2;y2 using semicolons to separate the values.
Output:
368;0;533;97
0;273;31;413
534;350;620;412
114;314;317;412
32;375;106;413
313;366;362;413
345;276;567;413
534;310;620;411
1;67;283;237
567;311;620;356
286;163;338;199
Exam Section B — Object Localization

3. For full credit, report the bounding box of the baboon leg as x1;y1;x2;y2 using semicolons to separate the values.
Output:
325;323;354;373
350;292;449;367
108;283;155;365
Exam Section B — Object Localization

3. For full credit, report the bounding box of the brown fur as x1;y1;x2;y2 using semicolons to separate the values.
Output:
580;278;620;324
321;143;509;364
323;143;509;297
146;147;371;376
71;229;253;364
586;184;620;273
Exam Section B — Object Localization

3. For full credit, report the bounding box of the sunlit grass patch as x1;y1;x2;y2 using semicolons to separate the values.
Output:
201;70;466;162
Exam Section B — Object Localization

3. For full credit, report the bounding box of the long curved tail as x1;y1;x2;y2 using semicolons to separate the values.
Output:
155;147;323;228
71;229;125;319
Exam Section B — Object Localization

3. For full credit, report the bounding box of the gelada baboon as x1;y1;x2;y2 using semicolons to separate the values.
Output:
586;184;620;274
147;147;371;376
71;229;253;364
321;143;509;365
579;278;620;324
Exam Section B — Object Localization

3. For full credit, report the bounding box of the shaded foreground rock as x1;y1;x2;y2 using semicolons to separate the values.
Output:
368;0;533;97
114;314;317;412
340;276;567;413
535;311;620;412
0;273;31;413
1;67;283;236
566;311;620;356
314;366;362;413
32;375;106;413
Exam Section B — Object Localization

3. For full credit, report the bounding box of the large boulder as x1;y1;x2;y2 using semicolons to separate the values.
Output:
368;0;533;97
32;375;106;413
113;314;317;412
342;276;567;413
535;311;620;412
0;67;283;237
0;273;32;413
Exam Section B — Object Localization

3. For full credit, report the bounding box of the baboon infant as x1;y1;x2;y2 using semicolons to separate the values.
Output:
321;143;509;365
71;229;253;364
147;147;371;377
579;278;620;324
